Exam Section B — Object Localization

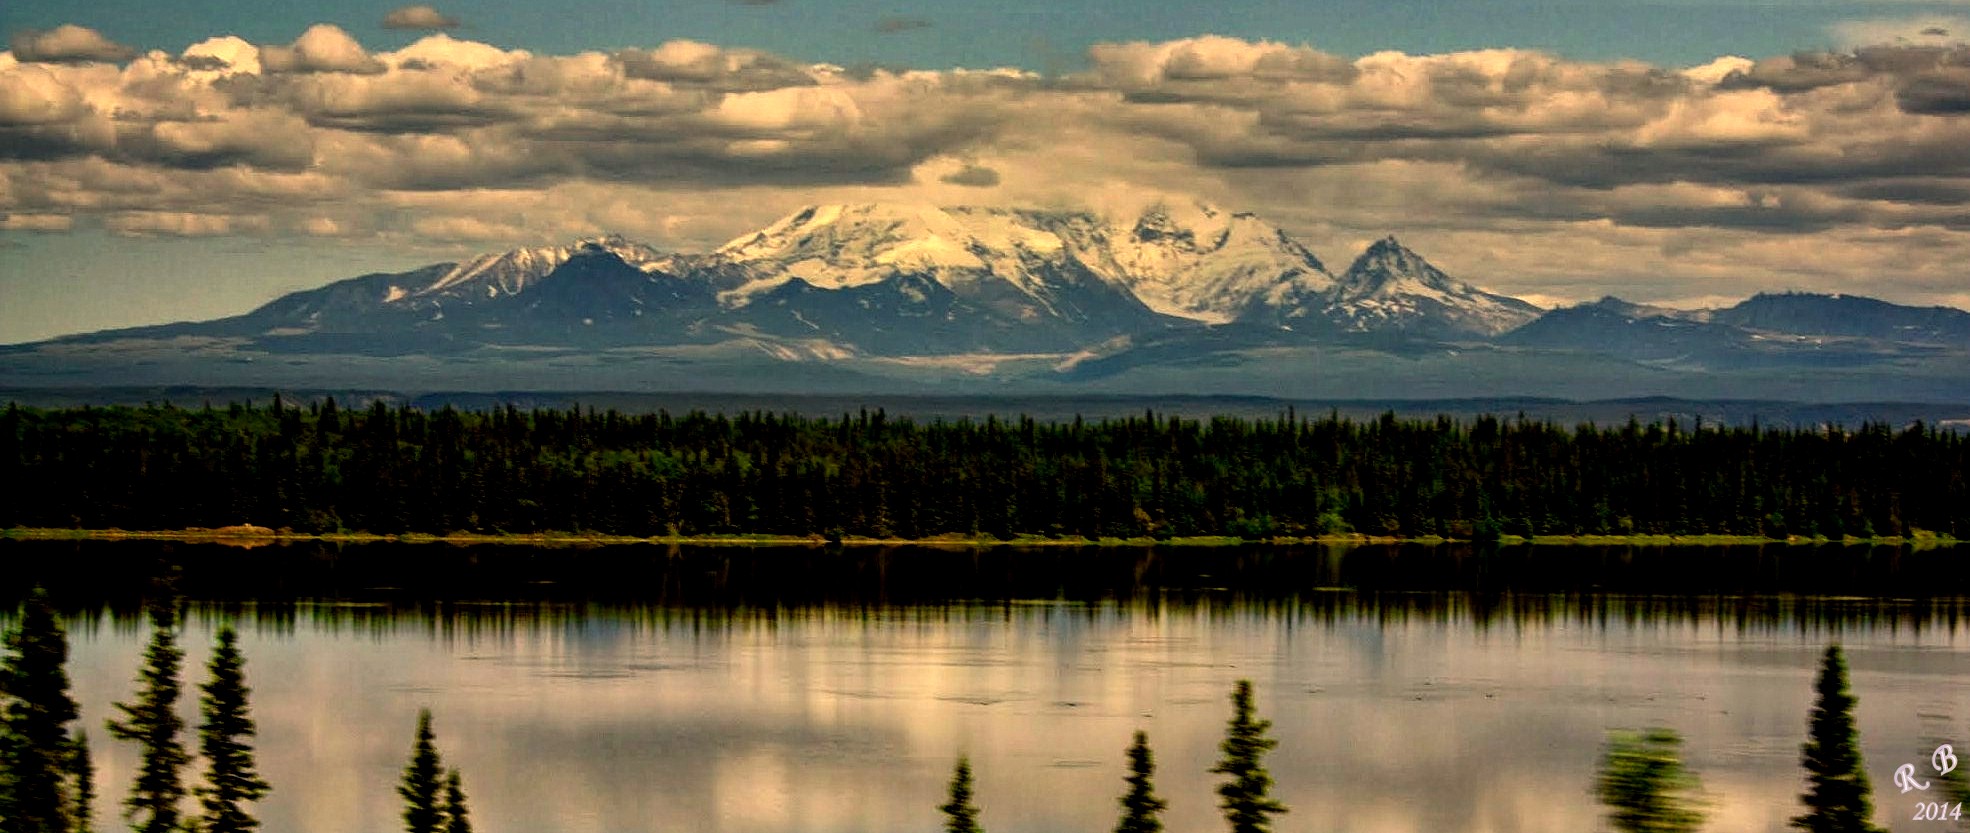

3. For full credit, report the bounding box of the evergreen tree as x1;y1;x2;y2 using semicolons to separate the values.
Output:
1211;680;1287;833
105;603;188;833
939;756;983;833
0;588;82;833
68;730;94;833
1792;645;1884;833
399;710;446;833
195;627;270;833
440;769;471;833
1596;728;1705;833
1114;730;1167;833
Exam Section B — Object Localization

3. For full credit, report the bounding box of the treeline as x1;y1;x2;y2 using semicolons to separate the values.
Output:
4;399;1967;540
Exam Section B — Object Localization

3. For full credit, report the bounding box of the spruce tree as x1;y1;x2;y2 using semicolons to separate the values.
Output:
105;603;188;833
195;627;270;833
68;730;95;833
0;588;82;833
1211;679;1287;833
1596;728;1705;833
1792;645;1884;833
399;710;446;833
939;755;983;833
440;769;471;833
1115;730;1167;833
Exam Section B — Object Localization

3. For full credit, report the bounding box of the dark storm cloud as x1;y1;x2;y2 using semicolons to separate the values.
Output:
383;5;463;31
874;18;933;34
938;163;1000;187
1896;70;1970;114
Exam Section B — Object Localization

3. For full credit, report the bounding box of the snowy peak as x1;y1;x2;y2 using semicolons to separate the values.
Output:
704;200;1340;326
1059;200;1335;325
1336;236;1452;298
413;235;666;302
330;204;1552;349
1327;236;1541;338
711;203;1077;305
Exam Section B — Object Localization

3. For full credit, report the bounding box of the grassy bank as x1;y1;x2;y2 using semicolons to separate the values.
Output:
1;526;1958;549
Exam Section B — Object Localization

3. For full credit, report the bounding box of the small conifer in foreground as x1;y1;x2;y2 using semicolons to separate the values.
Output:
1596;727;1705;833
1211;679;1287;833
0;588;82;833
940;755;983;833
400;710;447;833
1792;645;1885;833
105;602;188;833
196;626;271;833
1115;730;1167;833
441;768;472;833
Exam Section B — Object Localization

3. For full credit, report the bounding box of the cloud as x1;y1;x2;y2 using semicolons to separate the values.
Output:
614;40;817;92
0;212;72;231
261;24;387;74
8;25;136;64
875;18;932;34
938;163;1000;187
1828;16;1970;49
7;31;1970;309
383;5;462;30
103;211;269;236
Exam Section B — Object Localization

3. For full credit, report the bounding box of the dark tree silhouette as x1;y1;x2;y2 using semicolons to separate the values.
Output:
68;729;95;833
1792;645;1884;833
195;627;271;833
1212;680;1287;833
400;710;447;833
940;755;983;833
6;403;1966;542
440;769;471;833
0;588;81;833
1115;730;1167;833
105;603;188;833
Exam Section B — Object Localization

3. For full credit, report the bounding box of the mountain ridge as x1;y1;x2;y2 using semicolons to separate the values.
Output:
8;201;1970;403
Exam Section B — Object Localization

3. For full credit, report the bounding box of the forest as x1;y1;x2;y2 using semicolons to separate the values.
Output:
2;399;1966;540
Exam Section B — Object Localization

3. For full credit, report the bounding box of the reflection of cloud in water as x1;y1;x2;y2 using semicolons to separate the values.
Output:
50;604;1970;833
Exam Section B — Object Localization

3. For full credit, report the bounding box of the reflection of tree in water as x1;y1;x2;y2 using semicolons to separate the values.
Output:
3;540;1970;635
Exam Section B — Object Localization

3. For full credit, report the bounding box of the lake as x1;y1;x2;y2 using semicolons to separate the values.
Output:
5;540;1969;832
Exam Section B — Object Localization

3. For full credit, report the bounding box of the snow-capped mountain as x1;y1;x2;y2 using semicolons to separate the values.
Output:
1324;237;1543;338
1049;202;1335;324
694;201;1336;327
28;202;1550;356
411;234;667;305
677;203;1169;353
14;203;1970;401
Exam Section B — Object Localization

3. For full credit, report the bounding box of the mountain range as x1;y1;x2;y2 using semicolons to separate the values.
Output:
5;201;1969;402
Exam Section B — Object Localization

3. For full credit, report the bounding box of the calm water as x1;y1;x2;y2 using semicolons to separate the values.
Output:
7;541;1970;833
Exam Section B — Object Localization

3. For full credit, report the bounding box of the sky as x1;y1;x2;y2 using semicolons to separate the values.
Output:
3;0;1970;342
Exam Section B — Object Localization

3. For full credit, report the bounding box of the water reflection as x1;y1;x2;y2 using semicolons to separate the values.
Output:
4;541;1969;833
6;539;1970;632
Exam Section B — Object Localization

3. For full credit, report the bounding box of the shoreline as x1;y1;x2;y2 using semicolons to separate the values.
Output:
1;527;1956;549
